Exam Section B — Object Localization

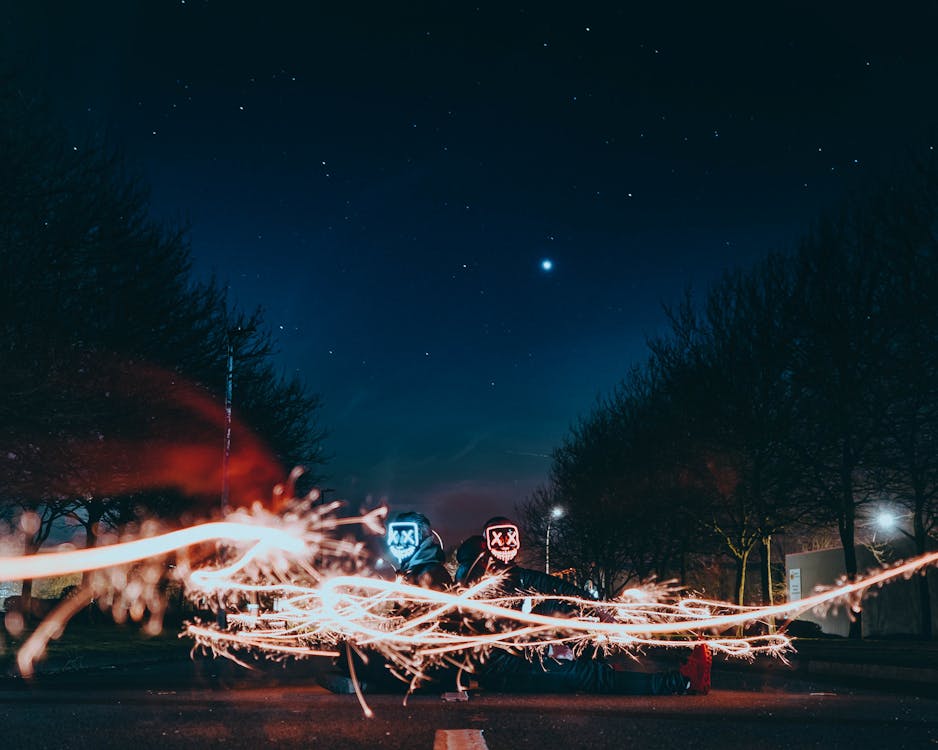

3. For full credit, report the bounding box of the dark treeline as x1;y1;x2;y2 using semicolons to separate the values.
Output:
0;81;326;607
522;148;938;639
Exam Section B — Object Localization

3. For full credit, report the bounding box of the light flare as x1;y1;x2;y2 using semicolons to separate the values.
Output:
0;521;306;582
2;491;938;701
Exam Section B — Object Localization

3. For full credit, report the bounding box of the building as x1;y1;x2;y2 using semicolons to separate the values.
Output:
785;543;938;637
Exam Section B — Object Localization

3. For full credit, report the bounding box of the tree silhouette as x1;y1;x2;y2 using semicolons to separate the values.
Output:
531;145;938;638
0;78;327;612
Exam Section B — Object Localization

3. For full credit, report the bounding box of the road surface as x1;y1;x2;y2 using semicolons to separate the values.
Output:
0;659;935;749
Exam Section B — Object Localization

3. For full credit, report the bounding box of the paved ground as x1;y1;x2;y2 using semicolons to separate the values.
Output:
1;655;937;749
4;628;938;749
9;634;938;697
1;680;936;750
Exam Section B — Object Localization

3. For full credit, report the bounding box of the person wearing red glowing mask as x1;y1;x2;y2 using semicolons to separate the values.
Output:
457;517;712;696
470;517;600;617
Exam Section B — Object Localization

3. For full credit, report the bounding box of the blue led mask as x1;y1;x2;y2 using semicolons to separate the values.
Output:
387;521;420;564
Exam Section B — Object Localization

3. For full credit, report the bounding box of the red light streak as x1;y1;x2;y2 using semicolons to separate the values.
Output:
6;363;290;511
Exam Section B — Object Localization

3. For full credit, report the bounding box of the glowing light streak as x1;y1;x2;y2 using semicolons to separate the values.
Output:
4;492;938;702
188;546;938;687
0;521;306;582
189;551;938;672
17;586;95;678
186;623;339;658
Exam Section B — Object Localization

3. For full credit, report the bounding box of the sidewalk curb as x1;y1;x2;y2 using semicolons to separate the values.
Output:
805;660;938;684
4;638;937;694
0;648;194;681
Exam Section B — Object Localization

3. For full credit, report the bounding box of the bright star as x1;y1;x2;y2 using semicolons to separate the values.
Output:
541;259;553;272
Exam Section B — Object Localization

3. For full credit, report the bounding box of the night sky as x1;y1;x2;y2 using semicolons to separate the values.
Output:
6;2;938;544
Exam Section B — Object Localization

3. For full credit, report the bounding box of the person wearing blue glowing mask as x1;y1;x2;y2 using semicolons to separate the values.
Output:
319;511;453;695
386;511;452;590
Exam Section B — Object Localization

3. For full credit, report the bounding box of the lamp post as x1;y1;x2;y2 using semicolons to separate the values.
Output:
873;508;914;542
545;506;564;574
871;506;931;638
314;488;334;571
875;510;897;533
218;323;254;629
221;323;256;514
221;335;235;516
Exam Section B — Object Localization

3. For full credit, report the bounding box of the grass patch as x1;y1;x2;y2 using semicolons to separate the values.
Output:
0;616;194;673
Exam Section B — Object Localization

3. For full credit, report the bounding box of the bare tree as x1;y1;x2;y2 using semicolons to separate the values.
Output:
0;76;327;602
786;207;896;638
871;156;938;637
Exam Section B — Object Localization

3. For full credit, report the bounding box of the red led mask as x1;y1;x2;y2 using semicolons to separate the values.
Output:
485;523;520;563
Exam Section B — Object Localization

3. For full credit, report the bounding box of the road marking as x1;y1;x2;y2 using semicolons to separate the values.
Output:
433;729;488;750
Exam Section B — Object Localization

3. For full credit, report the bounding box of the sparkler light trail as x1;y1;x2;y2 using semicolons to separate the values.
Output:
198;550;938;668
3;490;938;705
0;498;386;677
0;522;307;582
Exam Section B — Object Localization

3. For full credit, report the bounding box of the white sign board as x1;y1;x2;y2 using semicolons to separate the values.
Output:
788;568;802;601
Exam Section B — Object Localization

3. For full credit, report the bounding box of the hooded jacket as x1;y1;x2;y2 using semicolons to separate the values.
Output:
398;535;452;590
457;535;595;616
502;564;596;606
467;521;596;607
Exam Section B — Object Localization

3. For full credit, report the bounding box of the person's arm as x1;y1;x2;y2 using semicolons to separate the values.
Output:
512;567;618;621
410;562;453;591
513;567;596;600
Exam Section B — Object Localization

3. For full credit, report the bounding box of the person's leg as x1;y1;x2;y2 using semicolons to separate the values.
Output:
318;647;404;693
553;657;689;695
593;644;712;695
679;644;712;694
476;650;689;695
476;650;572;693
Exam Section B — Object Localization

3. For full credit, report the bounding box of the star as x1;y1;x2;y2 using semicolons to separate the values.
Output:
540;259;554;272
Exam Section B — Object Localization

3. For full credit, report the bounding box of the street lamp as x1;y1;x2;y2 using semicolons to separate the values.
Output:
218;323;254;629
873;508;914;543
545;506;565;575
875;510;897;533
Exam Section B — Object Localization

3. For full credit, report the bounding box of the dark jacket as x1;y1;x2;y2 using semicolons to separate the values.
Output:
503;565;596;603
399;536;452;590
455;535;487;585
496;564;597;617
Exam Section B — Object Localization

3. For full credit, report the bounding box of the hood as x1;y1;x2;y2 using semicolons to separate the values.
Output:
400;534;446;572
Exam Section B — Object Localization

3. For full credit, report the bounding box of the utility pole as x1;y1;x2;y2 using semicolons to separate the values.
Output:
221;335;235;516
545;506;565;575
314;488;334;572
217;322;254;630
221;323;255;514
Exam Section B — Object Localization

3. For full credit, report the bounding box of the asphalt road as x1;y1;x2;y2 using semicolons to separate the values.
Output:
1;659;936;750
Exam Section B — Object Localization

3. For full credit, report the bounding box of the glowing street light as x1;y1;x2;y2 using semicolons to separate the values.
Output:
875;510;897;532
872;508;915;543
545;506;565;575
